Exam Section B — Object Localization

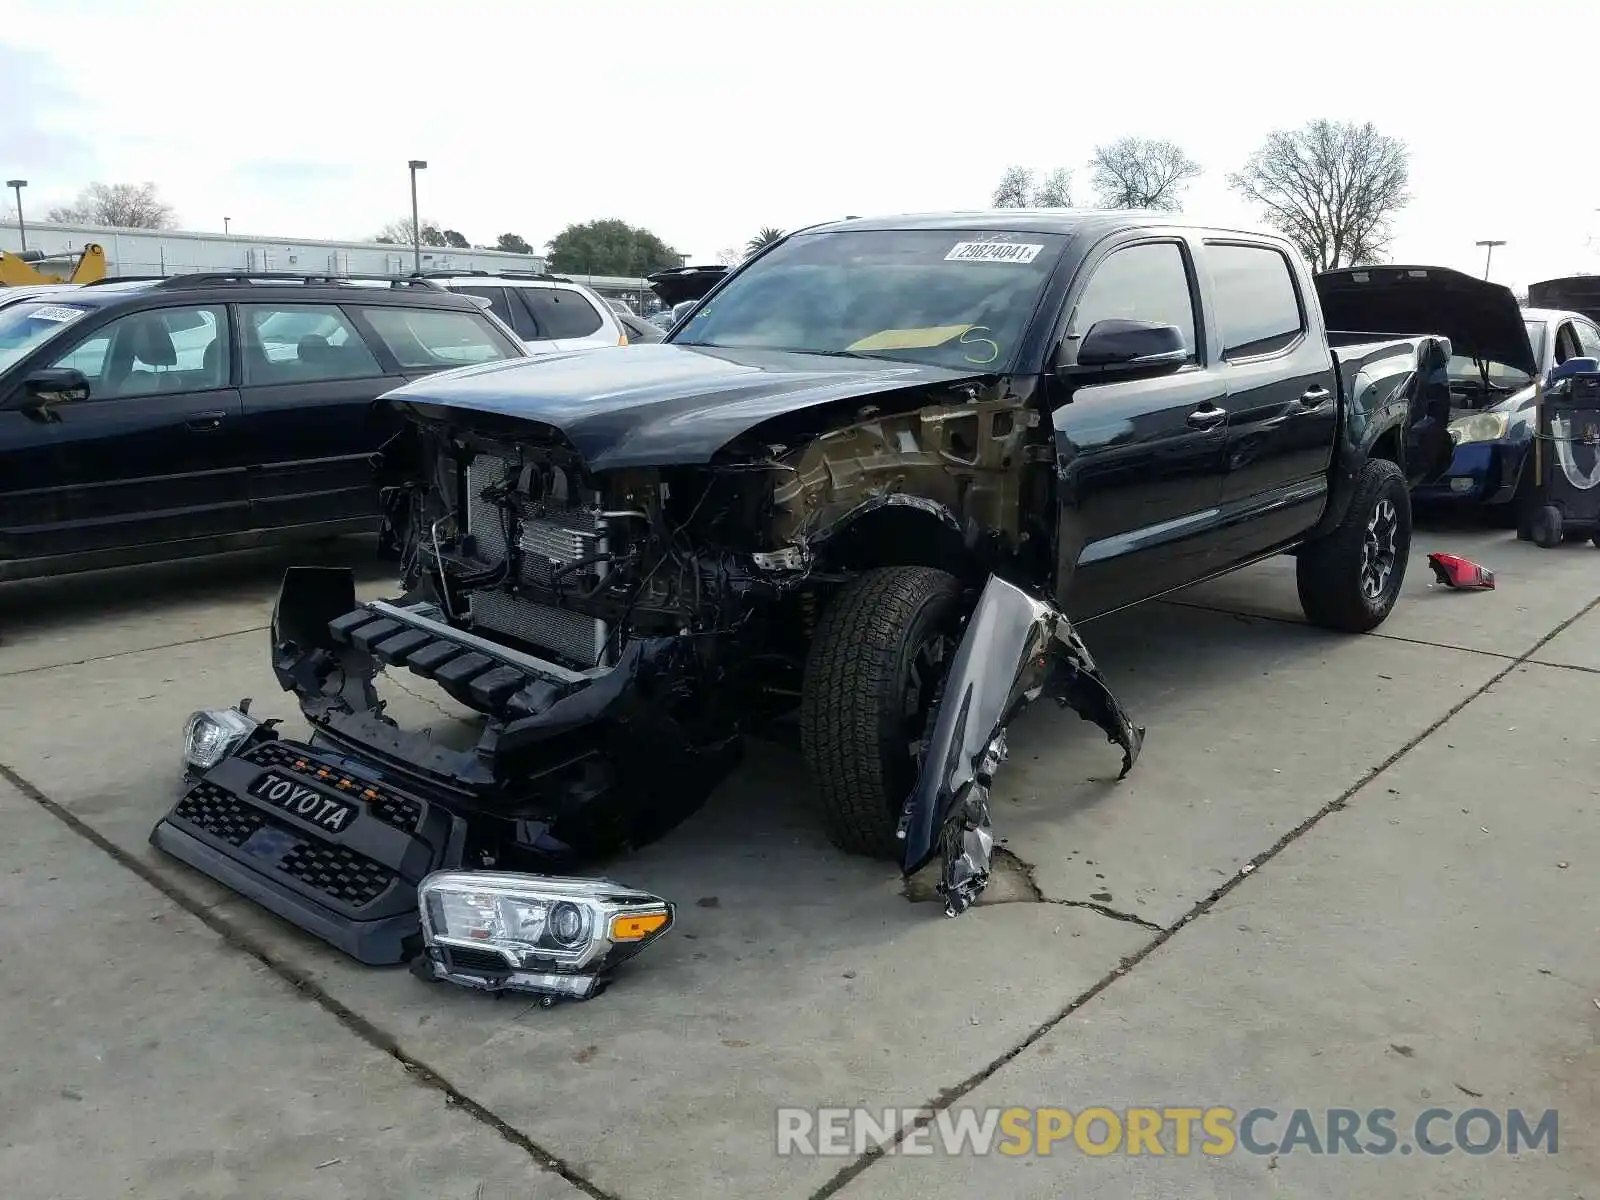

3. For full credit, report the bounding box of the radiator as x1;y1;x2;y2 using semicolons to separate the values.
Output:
463;453;608;668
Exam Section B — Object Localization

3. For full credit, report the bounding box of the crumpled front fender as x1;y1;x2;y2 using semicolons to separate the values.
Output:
897;575;1145;916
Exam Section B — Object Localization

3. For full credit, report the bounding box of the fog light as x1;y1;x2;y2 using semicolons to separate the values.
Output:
416;871;675;1001
182;708;259;772
1450;477;1475;493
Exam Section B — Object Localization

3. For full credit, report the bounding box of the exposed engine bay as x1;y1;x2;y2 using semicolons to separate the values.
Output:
378;383;1042;681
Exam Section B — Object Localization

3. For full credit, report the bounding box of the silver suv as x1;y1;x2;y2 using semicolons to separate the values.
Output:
419;272;627;355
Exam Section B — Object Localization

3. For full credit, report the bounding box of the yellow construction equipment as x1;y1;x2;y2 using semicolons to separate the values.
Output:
0;243;107;286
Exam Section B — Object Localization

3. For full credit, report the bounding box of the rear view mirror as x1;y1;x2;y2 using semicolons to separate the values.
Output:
1071;319;1188;372
5;367;90;410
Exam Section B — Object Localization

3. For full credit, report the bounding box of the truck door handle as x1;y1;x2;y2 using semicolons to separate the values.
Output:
1186;405;1227;429
186;411;227;431
1300;386;1332;408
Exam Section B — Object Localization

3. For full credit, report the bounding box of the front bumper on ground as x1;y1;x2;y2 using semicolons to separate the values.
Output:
151;737;469;965
1412;439;1526;505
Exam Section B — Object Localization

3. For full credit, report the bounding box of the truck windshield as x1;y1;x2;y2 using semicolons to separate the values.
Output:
0;301;92;372
672;228;1068;370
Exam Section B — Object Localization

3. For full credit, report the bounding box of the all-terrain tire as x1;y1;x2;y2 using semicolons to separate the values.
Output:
1297;458;1412;633
800;566;965;859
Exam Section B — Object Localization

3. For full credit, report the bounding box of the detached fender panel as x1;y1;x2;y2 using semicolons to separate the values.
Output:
897;575;1143;915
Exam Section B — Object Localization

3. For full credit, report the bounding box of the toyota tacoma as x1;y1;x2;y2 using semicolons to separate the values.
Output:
154;212;1461;974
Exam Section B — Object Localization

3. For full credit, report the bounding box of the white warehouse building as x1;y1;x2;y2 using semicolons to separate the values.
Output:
0;218;549;279
0;219;675;313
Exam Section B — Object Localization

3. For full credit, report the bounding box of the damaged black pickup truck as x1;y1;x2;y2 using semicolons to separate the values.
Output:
154;212;1458;992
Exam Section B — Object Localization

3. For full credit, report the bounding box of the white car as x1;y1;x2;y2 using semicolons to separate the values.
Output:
420;273;628;355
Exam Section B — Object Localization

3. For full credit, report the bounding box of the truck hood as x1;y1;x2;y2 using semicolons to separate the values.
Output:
1528;275;1600;324
646;265;729;307
1315;265;1536;376
385;343;990;470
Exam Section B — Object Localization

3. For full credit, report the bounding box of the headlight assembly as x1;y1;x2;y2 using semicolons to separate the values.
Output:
182;707;261;772
1448;412;1510;444
414;871;675;1003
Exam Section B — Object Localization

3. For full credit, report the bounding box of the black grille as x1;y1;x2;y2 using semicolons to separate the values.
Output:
174;780;396;910
175;782;265;846
242;742;421;833
444;945;513;974
278;840;394;908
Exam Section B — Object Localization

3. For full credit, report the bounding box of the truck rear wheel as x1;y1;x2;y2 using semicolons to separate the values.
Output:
800;566;964;859
1297;459;1411;633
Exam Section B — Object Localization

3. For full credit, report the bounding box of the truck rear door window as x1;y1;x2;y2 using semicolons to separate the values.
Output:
1074;241;1197;358
1208;244;1304;359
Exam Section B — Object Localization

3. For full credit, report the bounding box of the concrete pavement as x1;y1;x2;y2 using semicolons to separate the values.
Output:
0;525;1595;1199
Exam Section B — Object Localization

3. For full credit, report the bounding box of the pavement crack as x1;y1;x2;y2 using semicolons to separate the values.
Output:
995;844;1163;930
807;590;1600;1200
0;758;622;1200
1526;658;1600;677
383;673;460;721
1157;597;1525;661
1044;898;1165;932
0;625;270;678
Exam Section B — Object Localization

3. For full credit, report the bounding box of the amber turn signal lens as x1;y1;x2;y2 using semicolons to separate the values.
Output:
609;911;669;941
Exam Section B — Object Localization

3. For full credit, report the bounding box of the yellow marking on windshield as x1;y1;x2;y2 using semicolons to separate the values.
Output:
847;325;975;352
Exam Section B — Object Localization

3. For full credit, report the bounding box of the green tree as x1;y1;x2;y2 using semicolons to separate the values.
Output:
745;226;785;254
495;232;533;254
546;219;681;276
442;229;470;249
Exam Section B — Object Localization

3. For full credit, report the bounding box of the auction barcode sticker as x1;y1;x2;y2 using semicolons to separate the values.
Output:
945;241;1044;264
29;305;88;323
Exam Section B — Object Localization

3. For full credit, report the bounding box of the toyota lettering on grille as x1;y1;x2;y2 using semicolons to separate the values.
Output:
247;772;358;833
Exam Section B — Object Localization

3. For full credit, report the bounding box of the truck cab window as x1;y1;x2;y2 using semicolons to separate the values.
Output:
1074;242;1197;359
1208;243;1304;359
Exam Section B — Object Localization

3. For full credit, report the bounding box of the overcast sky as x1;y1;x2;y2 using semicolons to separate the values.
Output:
2;0;1596;291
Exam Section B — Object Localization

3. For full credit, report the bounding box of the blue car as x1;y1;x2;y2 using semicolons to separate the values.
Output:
1416;307;1600;514
1317;266;1600;519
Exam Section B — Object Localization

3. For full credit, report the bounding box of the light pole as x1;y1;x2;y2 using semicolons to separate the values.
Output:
407;160;428;274
1475;239;1505;280
6;180;27;253
224;216;231;236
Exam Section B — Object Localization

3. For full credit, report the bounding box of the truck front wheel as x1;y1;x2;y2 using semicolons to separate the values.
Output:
800;566;965;859
1297;459;1412;633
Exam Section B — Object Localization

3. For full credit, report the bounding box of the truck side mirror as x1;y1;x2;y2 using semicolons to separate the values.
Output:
1067;319;1188;374
3;367;91;411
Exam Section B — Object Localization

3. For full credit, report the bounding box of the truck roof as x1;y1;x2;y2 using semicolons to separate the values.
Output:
799;209;1280;241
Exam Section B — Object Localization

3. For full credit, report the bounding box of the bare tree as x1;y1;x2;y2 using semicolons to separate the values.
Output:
375;217;450;248
1228;120;1410;271
47;182;176;229
1032;168;1073;208
1089;138;1201;210
992;166;1034;208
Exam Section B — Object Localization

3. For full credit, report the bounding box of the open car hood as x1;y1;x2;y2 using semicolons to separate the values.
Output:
1315;265;1536;376
646;265;728;307
1528;275;1600;325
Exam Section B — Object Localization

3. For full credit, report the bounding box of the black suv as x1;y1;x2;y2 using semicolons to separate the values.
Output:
0;274;526;581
